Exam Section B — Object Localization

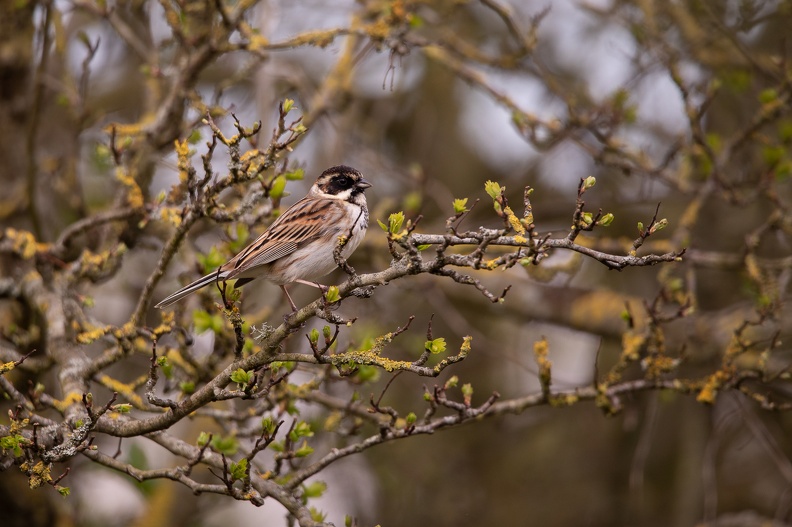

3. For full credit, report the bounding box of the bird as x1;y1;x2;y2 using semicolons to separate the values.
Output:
155;165;371;310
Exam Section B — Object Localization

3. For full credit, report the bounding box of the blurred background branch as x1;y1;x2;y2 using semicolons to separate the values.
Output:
0;1;791;526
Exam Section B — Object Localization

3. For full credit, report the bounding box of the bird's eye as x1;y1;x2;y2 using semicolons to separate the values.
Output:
336;176;350;187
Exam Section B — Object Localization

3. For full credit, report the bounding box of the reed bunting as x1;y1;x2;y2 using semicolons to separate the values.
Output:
155;165;371;310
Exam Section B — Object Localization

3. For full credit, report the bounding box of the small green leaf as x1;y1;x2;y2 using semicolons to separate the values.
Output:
211;435;239;456
0;435;26;457
229;458;248;481
112;404;132;414
179;381;195;394
261;416;277;436
230;368;254;389
582;176;596;189
270;175;287;199
325;286;341;303
284;167;304;181
187;130;202;144
445;375;459;389
156;356;173;378
387;211;405;234
425;337;447;354
484;180;502;200
416;244;431;251
405;412;417;425
452;198;469;214
637;221;644;233
309;507;326;522
303;481;327;499
289;421;314;442
309;329;319;345
581;212;594;225
322;325;332;341
282;98;295;113
294;440;314;458
197;431;211;447
56;485;70;497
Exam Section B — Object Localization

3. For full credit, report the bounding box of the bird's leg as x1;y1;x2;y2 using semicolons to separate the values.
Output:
294;279;328;293
280;285;299;312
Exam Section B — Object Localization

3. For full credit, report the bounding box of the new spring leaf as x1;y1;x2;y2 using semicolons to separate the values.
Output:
425;337;446;354
377;211;405;235
484;180;502;200
453;198;469;214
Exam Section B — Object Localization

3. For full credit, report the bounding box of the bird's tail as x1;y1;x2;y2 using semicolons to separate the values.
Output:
155;270;226;309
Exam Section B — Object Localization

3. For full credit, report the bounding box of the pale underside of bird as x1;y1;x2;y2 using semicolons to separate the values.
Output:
155;165;371;310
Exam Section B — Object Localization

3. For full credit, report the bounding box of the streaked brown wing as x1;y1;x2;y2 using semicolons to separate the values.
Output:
221;197;342;279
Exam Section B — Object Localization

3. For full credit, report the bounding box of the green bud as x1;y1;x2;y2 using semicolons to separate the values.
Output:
583;176;596;189
598;213;615;226
649;218;668;234
462;383;473;405
325;286;341;303
282;98;295;113
309;328;319;345
461;383;474;398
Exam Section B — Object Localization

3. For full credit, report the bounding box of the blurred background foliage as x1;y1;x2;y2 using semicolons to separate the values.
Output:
1;0;792;526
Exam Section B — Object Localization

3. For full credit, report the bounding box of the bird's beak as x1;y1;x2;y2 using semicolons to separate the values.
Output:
357;178;372;189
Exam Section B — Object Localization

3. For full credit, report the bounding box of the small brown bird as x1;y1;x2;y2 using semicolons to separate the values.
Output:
155;165;371;310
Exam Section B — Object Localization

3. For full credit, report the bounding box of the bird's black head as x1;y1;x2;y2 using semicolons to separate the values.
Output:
315;165;372;198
